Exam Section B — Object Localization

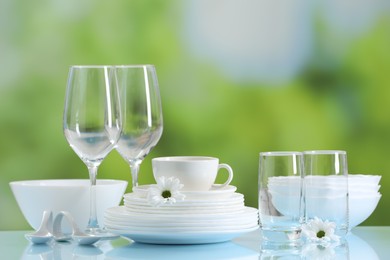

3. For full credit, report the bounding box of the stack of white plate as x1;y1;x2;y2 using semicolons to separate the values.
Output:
104;185;259;244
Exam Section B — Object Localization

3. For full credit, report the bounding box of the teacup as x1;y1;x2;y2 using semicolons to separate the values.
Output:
152;156;233;191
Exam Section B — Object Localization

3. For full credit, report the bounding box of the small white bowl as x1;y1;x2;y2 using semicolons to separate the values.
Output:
10;179;127;231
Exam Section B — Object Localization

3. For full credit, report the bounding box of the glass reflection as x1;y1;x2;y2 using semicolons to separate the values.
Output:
106;241;259;260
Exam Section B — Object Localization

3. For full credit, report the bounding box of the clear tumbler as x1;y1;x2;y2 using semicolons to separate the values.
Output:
258;151;305;244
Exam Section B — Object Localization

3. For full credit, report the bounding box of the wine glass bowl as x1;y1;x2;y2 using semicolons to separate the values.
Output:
115;65;163;188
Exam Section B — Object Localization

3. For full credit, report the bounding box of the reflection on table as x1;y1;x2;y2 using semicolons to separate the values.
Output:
3;227;388;259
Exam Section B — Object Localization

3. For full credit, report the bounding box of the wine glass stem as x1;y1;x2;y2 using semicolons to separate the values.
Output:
130;161;141;188
87;166;99;231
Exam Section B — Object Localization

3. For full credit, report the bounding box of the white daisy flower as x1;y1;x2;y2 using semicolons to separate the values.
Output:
302;217;340;246
147;176;186;207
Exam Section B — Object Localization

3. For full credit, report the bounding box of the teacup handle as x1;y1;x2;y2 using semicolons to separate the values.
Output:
212;163;233;189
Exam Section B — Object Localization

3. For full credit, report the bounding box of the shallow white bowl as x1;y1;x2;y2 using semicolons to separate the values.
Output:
10;179;127;231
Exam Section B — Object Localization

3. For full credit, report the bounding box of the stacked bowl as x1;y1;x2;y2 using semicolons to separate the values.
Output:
104;185;259;244
348;174;382;228
267;174;381;229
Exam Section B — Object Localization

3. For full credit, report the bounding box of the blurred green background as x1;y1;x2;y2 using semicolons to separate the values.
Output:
0;0;389;230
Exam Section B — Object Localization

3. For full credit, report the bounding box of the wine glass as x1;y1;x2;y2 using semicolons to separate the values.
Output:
115;65;163;188
63;65;122;234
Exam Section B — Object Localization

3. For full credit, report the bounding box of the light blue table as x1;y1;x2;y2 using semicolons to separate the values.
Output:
0;227;389;259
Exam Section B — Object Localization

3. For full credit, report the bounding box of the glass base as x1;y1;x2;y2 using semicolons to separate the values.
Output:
260;243;302;259
261;229;302;244
260;234;303;259
84;227;119;240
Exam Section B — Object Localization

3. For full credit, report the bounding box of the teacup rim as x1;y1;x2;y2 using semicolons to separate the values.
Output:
152;156;218;162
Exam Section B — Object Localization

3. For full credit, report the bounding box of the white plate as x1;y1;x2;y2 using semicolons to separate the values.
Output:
104;214;258;228
105;206;257;221
124;192;244;206
104;211;258;227
125;203;244;215
104;215;258;228
107;225;259;244
105;221;258;232
131;185;237;200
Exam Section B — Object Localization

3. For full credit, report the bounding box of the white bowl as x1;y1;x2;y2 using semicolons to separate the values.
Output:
269;192;381;229
348;174;381;185
349;194;382;228
269;174;381;186
268;174;381;197
10;179;127;231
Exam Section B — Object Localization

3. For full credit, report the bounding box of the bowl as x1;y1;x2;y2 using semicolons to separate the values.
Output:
10;179;127;231
348;174;381;185
269;191;381;229
349;194;382;228
268;174;381;196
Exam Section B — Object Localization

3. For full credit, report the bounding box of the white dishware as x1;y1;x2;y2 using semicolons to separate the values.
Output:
124;192;243;206
115;65;163;188
106;205;257;219
348;174;381;185
122;205;244;214
104;214;257;226
132;184;237;199
25;210;53;244
106;226;259;244
63;65;122;233
258;151;304;243
105;224;258;234
105;206;258;224
349;194;382;228
152;156;233;191
104;213;257;228
268;174;381;186
104;203;259;245
268;187;382;229
10;179;127;232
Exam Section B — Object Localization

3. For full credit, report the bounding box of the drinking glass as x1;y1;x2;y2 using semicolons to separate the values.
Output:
63;65;122;233
303;150;349;237
258;151;304;244
115;65;163;188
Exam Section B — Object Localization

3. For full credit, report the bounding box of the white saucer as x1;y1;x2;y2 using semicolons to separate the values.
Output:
106;225;259;244
132;185;237;200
